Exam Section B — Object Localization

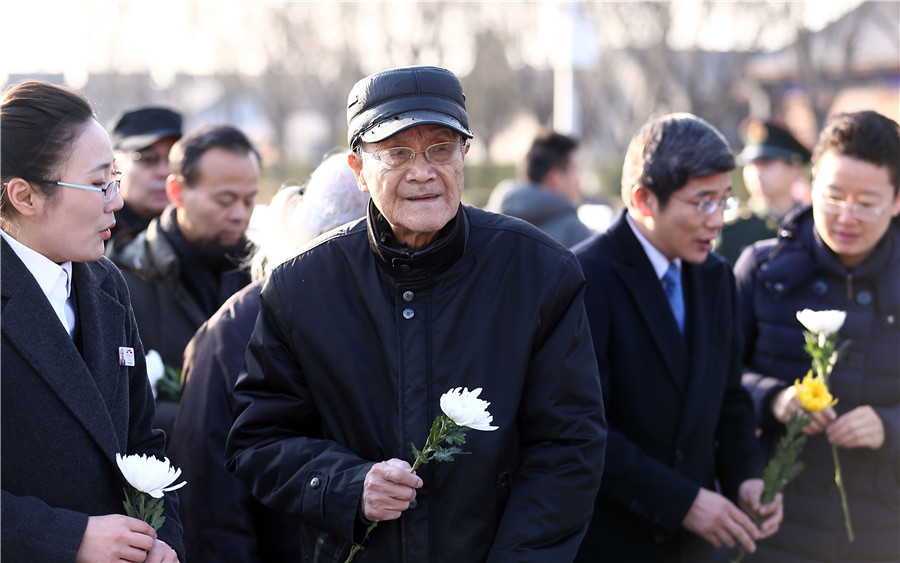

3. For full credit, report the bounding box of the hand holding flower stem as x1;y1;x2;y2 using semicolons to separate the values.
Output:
796;309;853;543
732;411;810;563
345;387;498;563
733;310;851;562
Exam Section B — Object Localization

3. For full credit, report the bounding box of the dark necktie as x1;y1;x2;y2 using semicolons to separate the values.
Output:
662;263;685;334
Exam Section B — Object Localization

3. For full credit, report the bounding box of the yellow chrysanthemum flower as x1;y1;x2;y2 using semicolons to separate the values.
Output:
794;370;838;413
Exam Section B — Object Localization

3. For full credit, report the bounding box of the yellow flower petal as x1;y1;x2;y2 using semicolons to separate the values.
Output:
794;371;838;413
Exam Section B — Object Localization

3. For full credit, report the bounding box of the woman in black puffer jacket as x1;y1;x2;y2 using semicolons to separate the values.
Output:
735;110;900;562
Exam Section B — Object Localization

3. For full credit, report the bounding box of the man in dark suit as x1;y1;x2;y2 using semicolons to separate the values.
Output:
573;113;783;562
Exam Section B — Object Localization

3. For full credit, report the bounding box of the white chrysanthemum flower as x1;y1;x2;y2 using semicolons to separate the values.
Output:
796;309;847;343
116;453;187;499
440;387;499;431
145;350;165;399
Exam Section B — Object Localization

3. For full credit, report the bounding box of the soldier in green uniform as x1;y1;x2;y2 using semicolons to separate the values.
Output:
716;118;811;264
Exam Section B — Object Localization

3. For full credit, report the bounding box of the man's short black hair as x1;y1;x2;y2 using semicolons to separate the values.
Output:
620;113;735;209
525;130;578;185
169;125;261;187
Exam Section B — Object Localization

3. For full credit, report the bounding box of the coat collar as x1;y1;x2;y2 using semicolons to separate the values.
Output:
2;239;126;458
366;199;468;282
762;206;899;298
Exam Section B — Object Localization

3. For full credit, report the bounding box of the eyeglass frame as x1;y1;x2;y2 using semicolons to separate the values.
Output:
360;140;467;170
22;175;121;203
814;193;891;222
669;194;739;216
128;148;167;167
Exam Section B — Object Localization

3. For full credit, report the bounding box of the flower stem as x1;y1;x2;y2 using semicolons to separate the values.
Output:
345;521;378;563
831;444;854;542
345;423;447;562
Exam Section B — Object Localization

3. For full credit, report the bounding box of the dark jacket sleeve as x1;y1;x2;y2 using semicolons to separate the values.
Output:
735;243;788;430
116;264;185;560
1;491;89;561
712;264;765;500
169;292;266;561
225;271;372;545
487;255;607;561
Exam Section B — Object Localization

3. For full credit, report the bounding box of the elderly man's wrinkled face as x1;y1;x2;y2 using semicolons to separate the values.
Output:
350;124;468;250
117;137;177;218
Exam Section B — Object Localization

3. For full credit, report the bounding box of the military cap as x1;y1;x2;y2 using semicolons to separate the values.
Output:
738;118;811;165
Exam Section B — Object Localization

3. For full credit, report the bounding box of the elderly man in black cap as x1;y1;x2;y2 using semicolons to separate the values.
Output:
715;118;812;263
110;107;183;243
226;65;607;562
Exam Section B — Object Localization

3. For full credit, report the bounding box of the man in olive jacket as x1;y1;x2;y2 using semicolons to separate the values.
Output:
226;65;607;562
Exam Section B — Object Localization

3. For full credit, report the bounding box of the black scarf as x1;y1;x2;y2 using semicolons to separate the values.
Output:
157;206;254;317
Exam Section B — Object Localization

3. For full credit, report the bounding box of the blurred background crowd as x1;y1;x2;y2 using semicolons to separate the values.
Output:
3;1;897;210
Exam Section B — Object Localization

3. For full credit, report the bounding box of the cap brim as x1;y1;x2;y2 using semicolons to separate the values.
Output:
738;145;803;165
115;129;182;152
359;110;473;144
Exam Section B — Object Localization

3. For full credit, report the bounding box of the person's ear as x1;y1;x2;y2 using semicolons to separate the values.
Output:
5;178;40;217
166;175;183;207
348;152;370;194
890;189;900;218
543;168;562;191
631;185;655;217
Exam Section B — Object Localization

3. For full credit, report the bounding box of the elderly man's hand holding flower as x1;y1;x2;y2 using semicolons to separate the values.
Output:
347;387;498;563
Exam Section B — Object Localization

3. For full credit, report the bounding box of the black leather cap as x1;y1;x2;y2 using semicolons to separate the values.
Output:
112;107;183;152
347;66;473;148
738;118;811;165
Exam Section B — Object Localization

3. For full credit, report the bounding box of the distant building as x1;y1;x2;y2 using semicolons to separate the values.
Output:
744;0;899;139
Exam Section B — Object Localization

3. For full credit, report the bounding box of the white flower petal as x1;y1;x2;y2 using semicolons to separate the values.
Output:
115;453;187;496
440;387;499;431
796;309;847;336
145;350;165;386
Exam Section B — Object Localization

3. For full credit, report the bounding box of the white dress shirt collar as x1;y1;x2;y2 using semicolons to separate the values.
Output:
2;230;74;334
625;212;682;280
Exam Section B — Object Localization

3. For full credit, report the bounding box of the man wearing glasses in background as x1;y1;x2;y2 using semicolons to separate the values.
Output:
226;65;606;562
735;110;900;562
110;107;182;244
573;113;783;563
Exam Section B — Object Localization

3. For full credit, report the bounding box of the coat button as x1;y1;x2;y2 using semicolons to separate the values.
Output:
309;477;320;488
773;282;785;292
403;308;414;320
887;314;896;325
812;280;828;296
409;499;418;509
403;291;414;302
399;264;410;273
856;290;872;305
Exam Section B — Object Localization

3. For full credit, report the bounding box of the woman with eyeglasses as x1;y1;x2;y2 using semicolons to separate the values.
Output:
1;81;184;562
735;110;900;562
